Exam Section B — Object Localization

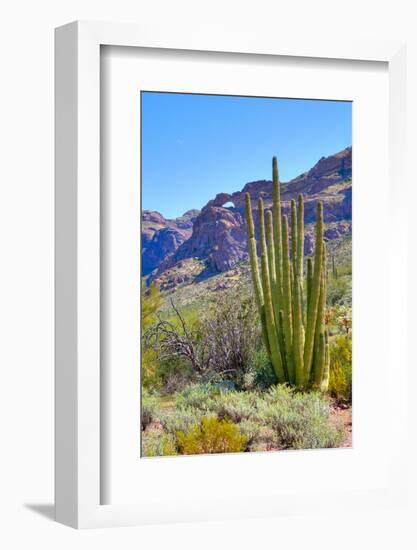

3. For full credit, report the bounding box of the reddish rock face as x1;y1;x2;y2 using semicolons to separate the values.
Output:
144;147;352;281
141;209;200;275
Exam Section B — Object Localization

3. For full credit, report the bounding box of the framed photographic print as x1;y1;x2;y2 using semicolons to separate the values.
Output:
55;21;408;528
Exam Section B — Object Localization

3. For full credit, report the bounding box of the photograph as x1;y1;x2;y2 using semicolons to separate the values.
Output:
140;91;352;457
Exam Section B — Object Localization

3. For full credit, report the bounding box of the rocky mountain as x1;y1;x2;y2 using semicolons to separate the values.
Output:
143;147;352;289
142;209;200;275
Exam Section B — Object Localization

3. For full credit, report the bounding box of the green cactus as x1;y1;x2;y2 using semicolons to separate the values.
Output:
332;255;338;279
258;198;286;383
245;157;329;390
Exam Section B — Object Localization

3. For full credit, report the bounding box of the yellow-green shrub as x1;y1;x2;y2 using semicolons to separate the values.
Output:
142;431;177;457
329;335;352;402
176;416;248;455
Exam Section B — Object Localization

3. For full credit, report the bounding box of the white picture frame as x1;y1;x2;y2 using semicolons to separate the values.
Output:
55;21;407;529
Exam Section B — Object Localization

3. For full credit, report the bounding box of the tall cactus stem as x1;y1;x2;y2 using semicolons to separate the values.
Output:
321;331;330;391
293;272;304;386
290;199;298;280
281;214;294;382
266;210;279;330
312;243;327;385
314;332;326;389
272;157;283;314
245;194;269;353
303;201;324;382
258;198;285;382
297;194;304;288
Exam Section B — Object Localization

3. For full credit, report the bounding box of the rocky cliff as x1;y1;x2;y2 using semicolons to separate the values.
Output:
143;147;352;287
142;209;200;275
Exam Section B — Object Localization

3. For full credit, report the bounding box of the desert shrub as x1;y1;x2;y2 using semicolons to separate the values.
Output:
159;407;206;436
141;389;159;430
142;347;162;390
157;356;197;395
213;391;258;423
251;350;277;389
327;275;351;306
176;383;218;412
326;305;352;336
238;419;263;449
145;289;263;387
329;334;352;402
176;416;248;455
142;430;177;457
257;386;343;449
200;289;263;385
141;282;163;391
141;281;161;331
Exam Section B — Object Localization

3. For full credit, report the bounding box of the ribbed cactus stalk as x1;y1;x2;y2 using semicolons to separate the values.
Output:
245;156;329;390
303;201;324;383
332;255;338;279
245;194;269;355
258;198;285;383
281;214;294;382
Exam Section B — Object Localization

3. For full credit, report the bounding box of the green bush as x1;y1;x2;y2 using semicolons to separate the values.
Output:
141;389;158;430
160;407;206;436
328;334;352;402
238;419;263;449
142;430;177;457
327;275;351;306
176;383;218;412
158;357;196;395
251;350;277;389
213;391;258;423
257;386;343;449
176;416;248;455
142;347;161;390
200;289;263;386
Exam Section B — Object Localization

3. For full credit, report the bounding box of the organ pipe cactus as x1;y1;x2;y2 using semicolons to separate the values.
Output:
245;156;329;390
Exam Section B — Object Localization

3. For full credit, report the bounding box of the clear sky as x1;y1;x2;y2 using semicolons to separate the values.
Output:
141;92;351;219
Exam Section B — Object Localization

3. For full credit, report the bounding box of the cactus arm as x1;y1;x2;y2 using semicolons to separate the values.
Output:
258;198;285;382
321;330;330;391
291;199;298;282
303;201;324;382
245;193;269;354
293;272;304;386
306;257;313;323
278;309;289;381
272;157;283;313
312;243;327;386
281;214;294;383
297;194;304;288
267;210;287;370
266;210;278;319
313;332;326;389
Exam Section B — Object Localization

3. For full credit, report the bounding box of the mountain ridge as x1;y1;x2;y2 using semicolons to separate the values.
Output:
143;147;352;288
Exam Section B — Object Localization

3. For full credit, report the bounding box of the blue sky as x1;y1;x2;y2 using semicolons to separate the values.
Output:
141;92;351;219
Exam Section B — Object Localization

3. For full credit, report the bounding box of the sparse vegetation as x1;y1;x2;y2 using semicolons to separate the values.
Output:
141;155;352;457
141;384;344;456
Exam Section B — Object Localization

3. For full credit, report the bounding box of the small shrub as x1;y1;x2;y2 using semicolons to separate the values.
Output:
176;416;248;455
142;347;161;390
160;407;205;435
327;276;351;306
329;335;352;402
158;357;196;395
238;419;263;449
257;386;343;449
213;391;258;423
142;430;177;457
200;290;263;385
252;350;277;389
176;383;218;412
141;389;159;430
